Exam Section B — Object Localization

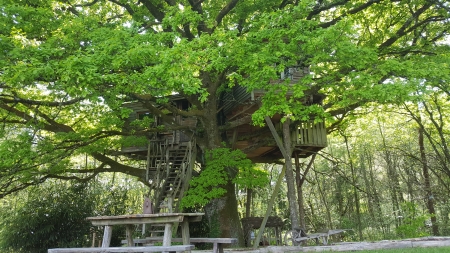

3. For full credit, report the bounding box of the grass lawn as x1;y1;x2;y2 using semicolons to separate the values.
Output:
337;247;450;252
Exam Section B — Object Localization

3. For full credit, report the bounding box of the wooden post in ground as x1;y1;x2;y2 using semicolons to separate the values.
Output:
253;164;286;249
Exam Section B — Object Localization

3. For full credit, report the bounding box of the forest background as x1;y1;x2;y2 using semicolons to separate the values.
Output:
0;0;450;252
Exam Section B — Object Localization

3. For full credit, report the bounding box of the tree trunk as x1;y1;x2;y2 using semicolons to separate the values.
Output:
377;119;402;228
244;188;253;247
204;180;245;243
343;134;363;241
418;126;439;235
361;148;385;236
200;96;244;245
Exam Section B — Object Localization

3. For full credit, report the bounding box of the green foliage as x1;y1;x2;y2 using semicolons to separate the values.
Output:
1;0;450;244
0;175;145;252
181;148;269;208
0;182;95;253
396;202;431;239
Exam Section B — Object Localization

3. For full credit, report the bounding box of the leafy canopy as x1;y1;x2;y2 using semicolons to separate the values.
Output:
181;148;269;208
0;0;449;198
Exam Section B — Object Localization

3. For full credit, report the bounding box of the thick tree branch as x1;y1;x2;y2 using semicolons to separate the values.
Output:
307;0;349;20
91;152;148;180
187;0;212;35
214;0;240;30
378;2;433;49
0;95;84;107
107;0;135;16
140;0;165;22
318;0;381;28
279;0;291;9
72;0;100;7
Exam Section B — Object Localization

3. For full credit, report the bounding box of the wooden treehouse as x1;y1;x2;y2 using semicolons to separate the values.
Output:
118;66;327;213
221;66;327;162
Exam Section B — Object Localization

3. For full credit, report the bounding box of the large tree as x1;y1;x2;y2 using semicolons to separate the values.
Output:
1;0;449;241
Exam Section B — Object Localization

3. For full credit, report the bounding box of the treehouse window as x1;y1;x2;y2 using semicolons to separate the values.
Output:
138;112;153;120
179;100;190;111
137;112;158;126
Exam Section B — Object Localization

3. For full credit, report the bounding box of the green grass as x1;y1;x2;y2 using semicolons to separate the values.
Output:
336;247;450;252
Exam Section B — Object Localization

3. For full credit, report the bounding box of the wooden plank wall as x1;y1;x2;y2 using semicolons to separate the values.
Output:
293;121;327;147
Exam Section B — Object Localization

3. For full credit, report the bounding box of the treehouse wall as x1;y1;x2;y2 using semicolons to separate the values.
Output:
221;66;326;161
121;100;196;158
251;66;310;101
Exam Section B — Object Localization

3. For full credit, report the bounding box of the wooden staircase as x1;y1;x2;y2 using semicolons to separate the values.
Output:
146;139;194;213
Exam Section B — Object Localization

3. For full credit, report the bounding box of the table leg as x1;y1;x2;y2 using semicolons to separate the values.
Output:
163;223;173;246
181;220;190;245
180;220;191;253
101;225;113;247
126;224;134;246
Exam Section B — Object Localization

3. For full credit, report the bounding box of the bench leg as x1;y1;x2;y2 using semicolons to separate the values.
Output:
126;224;135;246
212;243;224;253
322;235;328;245
101;225;113;247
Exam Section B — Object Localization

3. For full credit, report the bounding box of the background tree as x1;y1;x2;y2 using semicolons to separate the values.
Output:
1;0;449;241
0;174;146;252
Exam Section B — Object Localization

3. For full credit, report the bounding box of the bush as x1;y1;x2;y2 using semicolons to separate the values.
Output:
0;182;95;253
396;202;431;238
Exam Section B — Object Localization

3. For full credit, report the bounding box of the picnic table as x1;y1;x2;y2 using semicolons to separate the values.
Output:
86;213;204;248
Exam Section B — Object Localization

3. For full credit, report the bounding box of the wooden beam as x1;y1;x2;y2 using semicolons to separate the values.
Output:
253;164;286;249
264;117;288;159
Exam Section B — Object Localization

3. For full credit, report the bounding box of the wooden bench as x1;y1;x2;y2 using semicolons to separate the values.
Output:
294;229;350;245
121;237;237;253
48;245;194;253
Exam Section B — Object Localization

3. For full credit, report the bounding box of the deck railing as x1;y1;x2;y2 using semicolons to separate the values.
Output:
293;121;327;147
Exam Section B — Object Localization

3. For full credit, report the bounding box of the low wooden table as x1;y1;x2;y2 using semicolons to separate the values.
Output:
87;213;204;249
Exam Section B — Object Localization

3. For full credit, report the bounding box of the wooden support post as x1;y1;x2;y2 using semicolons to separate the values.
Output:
181;220;191;253
253;164;286;249
101;226;113;248
167;196;173;213
163;223;173;247
91;231;96;247
126;224;134;246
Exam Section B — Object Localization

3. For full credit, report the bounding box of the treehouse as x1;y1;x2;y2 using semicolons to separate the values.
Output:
221;66;327;162
117;66;327;212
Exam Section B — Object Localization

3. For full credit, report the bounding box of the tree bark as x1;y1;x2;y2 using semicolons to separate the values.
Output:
343;133;363;241
200;92;244;245
377;119;403;228
419;126;439;235
204;180;245;242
